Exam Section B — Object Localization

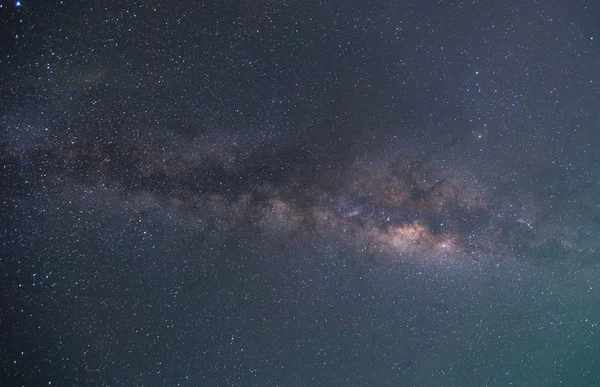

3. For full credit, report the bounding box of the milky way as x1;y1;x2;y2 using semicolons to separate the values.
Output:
4;124;588;268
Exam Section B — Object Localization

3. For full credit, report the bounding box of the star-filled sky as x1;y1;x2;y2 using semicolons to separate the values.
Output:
1;0;600;385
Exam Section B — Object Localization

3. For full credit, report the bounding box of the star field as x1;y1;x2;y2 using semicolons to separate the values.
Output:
1;0;600;386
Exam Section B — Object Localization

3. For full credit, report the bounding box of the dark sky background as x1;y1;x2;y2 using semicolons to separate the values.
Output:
1;0;600;386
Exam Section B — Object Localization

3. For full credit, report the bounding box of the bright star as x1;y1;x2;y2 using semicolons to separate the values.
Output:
16;1;22;6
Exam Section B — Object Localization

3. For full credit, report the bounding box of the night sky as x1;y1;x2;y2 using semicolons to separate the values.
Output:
1;0;600;386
